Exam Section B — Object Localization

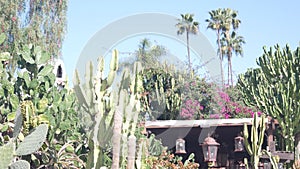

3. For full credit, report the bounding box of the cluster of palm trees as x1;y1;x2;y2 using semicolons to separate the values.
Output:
176;8;245;86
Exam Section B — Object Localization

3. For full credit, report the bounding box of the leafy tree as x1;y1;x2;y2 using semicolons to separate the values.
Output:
176;13;199;74
0;0;67;72
119;38;166;71
221;31;245;86
238;44;300;155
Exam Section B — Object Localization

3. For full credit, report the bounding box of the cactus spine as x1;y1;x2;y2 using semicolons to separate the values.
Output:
243;112;266;169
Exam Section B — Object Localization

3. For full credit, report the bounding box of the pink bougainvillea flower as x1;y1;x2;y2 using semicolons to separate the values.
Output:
210;114;220;119
250;111;255;117
235;107;241;113
12;17;16;21
224;113;230;119
200;105;204;111
257;111;262;116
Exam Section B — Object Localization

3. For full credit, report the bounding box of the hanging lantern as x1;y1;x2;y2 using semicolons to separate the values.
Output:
201;136;220;162
175;138;186;154
234;135;244;152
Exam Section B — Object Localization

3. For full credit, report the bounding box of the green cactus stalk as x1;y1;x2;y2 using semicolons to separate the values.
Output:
112;96;124;169
75;50;144;169
74;50;118;169
238;44;300;157
243;112;266;169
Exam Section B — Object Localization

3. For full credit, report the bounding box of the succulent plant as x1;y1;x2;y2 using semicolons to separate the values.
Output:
243;112;266;169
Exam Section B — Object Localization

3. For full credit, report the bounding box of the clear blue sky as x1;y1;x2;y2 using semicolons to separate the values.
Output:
62;0;300;83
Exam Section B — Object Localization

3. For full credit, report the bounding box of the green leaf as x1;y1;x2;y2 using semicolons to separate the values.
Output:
29;79;39;89
7;112;16;121
65;145;75;153
34;46;42;63
0;87;4;96
59;121;71;130
0;123;9;132
37;114;49;124
37;51;50;65
0;52;10;61
9;160;30;169
0;33;6;45
23;71;30;88
0;141;14;169
10;94;19;110
38;65;53;77
22;45;35;64
15;124;48;156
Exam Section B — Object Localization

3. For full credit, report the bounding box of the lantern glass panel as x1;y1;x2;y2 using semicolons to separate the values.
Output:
175;139;186;154
202;145;209;161
234;137;244;152
209;145;218;161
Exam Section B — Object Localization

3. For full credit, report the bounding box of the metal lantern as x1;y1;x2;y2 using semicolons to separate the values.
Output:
201;136;220;162
175;138;186;154
234;135;244;152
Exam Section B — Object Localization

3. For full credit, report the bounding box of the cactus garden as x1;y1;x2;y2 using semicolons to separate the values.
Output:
0;1;300;169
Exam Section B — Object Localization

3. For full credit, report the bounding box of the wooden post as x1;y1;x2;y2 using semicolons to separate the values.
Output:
267;117;276;152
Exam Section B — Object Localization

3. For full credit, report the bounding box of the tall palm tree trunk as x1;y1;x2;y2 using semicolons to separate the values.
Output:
229;58;233;86
227;57;230;85
186;31;192;74
217;30;224;86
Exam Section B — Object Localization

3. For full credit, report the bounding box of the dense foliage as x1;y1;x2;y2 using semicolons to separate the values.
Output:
0;35;86;167
238;44;300;153
0;0;67;71
1;2;299;168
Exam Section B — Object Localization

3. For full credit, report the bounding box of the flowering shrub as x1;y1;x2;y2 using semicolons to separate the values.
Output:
179;79;261;120
179;76;215;120
146;151;200;169
180;99;204;119
212;88;261;119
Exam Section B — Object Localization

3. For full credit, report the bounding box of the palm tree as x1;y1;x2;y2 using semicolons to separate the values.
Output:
119;38;166;72
221;8;241;40
221;31;245;86
176;13;199;74
206;8;225;86
221;9;242;86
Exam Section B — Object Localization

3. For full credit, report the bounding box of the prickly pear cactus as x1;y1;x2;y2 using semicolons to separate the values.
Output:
15;124;48;156
0;123;48;169
0;141;14;169
9;160;30;169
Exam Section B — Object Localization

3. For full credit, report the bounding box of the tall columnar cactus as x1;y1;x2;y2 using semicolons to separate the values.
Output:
243;112;266;169
238;44;300;154
73;50;118;169
141;65;182;120
74;50;143;169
